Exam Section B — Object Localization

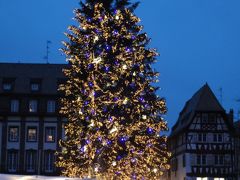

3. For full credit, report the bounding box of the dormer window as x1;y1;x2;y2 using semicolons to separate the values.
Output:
31;83;40;91
30;79;41;92
3;83;12;90
2;78;15;91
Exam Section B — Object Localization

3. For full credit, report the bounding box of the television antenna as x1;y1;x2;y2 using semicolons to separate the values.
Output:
44;40;51;63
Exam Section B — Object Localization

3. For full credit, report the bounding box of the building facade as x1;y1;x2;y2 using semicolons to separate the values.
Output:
169;84;237;180
0;63;67;175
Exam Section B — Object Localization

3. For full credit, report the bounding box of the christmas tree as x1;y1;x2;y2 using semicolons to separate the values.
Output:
56;0;170;179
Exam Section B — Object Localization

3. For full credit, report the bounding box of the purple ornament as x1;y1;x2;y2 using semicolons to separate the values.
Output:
88;63;94;70
113;30;118;35
109;117;113;122
88;82;94;87
107;140;112;145
105;45;111;51
147;127;154;134
126;48;131;53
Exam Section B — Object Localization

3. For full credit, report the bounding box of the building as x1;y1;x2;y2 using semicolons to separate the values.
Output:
234;120;240;179
169;84;236;180
0;63;67;175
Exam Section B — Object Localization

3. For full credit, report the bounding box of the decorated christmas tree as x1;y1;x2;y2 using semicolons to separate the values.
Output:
56;0;170;179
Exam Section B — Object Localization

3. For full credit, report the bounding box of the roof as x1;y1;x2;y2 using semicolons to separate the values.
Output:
170;83;225;137
0;63;67;94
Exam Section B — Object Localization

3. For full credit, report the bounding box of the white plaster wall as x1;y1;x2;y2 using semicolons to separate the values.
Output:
170;154;186;180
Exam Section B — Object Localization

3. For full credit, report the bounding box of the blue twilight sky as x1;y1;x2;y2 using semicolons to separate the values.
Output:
0;0;240;130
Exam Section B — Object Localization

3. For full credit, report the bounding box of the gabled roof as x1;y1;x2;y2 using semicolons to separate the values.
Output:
170;83;225;137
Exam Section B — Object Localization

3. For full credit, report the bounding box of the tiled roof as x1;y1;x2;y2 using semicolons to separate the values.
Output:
0;63;67;94
170;83;225;137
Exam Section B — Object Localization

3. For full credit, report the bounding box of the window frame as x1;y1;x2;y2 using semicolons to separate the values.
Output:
29;100;38;113
44;150;55;172
25;150;37;172
26;127;37;142
47;100;56;113
7;149;18;172
2;78;15;92
10;99;20;113
45;127;56;143
8;126;19;142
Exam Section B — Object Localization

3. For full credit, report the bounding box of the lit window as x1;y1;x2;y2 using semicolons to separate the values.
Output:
29;100;37;112
31;83;40;91
8;126;19;142
47;100;56;113
197;178;208;180
45;127;55;142
214;178;225;180
27;127;37;142
11;100;19;112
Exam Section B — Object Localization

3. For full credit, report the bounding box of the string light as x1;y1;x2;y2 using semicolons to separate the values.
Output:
56;1;170;180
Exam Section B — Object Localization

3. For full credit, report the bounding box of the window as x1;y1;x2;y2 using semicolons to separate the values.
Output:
215;155;224;165
2;78;15;91
47;100;56;113
218;134;223;142
197;155;206;165
26;150;37;172
10;100;19;112
7;150;18;172
30;79;41;92
198;133;206;142
214;178;224;180
45;127;55;142
209;114;216;123
202;155;206;164
27;127;37;142
202;114;208;123
31;83;40;91
29;100;38;112
213;134;223;142
197;178;208;180
8;126;19;142
214;134;217;142
44;151;55;172
3;83;12;90
182;154;186;167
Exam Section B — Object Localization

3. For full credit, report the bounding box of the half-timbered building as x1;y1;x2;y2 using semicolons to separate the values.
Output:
169;84;236;180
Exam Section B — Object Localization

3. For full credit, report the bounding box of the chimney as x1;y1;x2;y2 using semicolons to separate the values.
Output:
228;109;234;124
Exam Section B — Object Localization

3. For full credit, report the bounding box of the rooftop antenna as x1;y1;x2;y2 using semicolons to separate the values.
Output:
219;87;223;105
44;40;51;64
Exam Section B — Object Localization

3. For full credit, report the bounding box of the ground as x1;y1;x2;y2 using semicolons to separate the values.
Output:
0;174;95;180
